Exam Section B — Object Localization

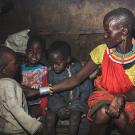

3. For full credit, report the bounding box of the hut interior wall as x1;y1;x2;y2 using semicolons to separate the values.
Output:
0;0;135;61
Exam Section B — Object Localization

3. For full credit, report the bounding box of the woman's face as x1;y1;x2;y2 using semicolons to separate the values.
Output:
103;18;123;49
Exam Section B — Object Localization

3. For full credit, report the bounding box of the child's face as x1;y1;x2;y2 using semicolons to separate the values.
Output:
103;18;123;49
3;53;18;78
48;52;69;74
26;42;42;66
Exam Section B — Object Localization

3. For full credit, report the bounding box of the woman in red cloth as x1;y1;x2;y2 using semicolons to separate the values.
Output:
50;8;135;135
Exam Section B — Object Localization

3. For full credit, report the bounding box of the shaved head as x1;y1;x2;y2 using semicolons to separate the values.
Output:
103;8;135;33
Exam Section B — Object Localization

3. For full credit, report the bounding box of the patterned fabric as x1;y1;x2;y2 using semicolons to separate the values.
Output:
21;64;48;112
88;44;135;123
101;51;133;94
0;78;41;134
88;84;135;123
90;44;135;86
21;64;48;88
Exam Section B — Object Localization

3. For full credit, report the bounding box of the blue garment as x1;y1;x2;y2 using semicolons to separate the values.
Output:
47;62;93;113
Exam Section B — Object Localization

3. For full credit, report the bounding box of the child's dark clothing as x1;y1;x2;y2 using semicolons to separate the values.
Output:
47;62;93;114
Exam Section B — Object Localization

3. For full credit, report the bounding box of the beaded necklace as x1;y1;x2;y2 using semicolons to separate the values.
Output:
107;43;135;64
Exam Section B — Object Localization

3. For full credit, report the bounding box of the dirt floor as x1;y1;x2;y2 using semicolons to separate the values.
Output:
56;125;120;135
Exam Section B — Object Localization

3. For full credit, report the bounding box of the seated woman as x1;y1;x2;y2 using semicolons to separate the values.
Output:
48;8;135;135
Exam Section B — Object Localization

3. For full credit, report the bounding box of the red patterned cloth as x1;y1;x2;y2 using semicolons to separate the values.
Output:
21;64;48;113
40;75;48;113
102;51;133;94
87;50;135;123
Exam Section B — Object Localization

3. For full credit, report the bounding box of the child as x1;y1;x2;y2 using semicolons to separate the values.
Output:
49;8;135;135
21;36;48;118
46;40;92;135
0;46;47;135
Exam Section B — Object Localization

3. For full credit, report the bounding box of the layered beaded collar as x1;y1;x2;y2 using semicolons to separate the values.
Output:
107;42;135;64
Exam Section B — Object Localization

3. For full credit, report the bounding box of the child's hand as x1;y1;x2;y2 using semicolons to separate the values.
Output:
106;96;125;118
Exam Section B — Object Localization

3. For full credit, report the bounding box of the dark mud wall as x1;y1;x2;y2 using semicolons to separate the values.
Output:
0;0;135;61
30;0;135;33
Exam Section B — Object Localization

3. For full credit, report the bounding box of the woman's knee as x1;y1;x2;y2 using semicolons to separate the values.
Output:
94;106;110;124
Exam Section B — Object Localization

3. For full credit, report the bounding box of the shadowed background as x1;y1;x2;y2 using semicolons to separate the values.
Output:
0;0;135;61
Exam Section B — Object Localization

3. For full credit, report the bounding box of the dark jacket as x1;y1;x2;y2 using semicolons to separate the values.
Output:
47;62;93;113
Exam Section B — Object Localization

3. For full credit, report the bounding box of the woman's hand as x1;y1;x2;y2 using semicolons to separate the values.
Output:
106;96;126;118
